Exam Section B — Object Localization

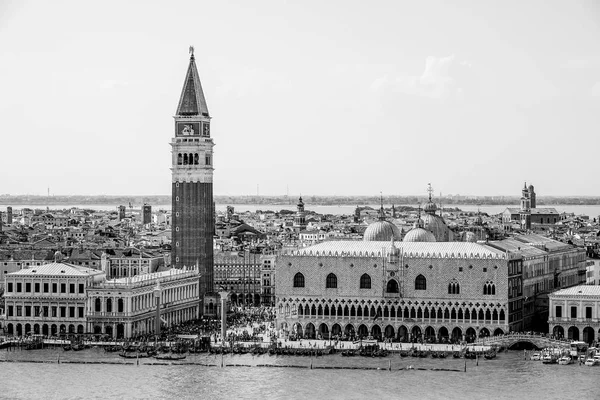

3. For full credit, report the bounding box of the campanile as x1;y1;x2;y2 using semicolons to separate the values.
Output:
171;47;214;298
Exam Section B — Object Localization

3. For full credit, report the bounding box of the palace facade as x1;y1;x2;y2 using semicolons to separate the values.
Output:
276;241;512;343
275;235;586;342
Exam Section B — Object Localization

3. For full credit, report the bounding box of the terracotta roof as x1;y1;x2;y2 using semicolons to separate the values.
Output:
505;208;559;215
485;239;547;257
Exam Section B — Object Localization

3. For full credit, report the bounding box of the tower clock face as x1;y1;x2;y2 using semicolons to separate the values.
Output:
176;122;200;136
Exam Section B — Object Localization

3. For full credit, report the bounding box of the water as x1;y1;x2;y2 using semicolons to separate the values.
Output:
2;348;598;399
3;204;600;217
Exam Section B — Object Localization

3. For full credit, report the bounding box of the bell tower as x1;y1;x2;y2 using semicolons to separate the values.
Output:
519;182;531;230
171;47;214;298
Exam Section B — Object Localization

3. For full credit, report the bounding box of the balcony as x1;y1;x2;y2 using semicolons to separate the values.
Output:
549;317;599;324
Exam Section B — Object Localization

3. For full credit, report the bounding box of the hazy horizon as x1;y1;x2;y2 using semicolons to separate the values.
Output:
2;193;599;199
2;1;599;197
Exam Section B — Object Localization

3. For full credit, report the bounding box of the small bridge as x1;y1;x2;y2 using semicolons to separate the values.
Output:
473;334;570;350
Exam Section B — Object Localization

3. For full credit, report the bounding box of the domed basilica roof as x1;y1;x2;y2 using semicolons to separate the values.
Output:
422;213;451;241
403;227;436;243
363;220;402;242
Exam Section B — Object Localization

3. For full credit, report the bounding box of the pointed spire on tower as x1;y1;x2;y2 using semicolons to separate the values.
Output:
176;46;210;116
427;183;434;202
378;192;385;221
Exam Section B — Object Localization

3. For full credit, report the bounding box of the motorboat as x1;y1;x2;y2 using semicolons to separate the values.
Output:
558;356;573;365
584;357;598;366
530;352;541;361
541;354;557;364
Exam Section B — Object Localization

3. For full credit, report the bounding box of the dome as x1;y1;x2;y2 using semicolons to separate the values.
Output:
403;227;436;243
363;220;402;241
422;213;451;242
53;251;64;262
423;201;437;214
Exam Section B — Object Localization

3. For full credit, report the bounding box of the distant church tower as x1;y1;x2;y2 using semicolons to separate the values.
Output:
520;182;531;230
171;47;214;298
294;196;307;230
528;184;536;209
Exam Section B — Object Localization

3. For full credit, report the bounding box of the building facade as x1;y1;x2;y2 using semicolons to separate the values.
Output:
213;251;277;306
171;49;214;301
275;241;512;343
214;251;261;306
3;254;105;336
86;268;200;338
548;285;600;344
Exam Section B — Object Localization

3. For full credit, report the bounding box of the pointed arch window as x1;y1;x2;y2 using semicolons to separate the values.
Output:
415;274;427;290
360;273;371;289
448;280;460;295
326;273;338;289
483;281;496;295
293;272;305;288
177;153;183;165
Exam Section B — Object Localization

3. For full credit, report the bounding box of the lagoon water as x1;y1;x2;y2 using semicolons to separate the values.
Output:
2;347;598;400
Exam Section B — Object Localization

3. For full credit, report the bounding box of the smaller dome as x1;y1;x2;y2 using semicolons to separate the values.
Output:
53;251;63;262
423;201;437;214
363;220;401;242
403;228;436;243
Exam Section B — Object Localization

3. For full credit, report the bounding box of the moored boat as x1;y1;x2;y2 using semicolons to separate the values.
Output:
542;354;557;364
584;358;598;366
558;356;573;365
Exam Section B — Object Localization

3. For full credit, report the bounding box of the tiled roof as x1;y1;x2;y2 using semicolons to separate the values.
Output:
505;208;559;215
283;241;506;260
551;285;600;297
0;249;55;261
513;234;571;251
485;239;547;257
8;262;103;277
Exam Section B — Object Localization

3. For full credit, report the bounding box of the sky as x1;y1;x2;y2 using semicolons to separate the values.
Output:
0;0;599;197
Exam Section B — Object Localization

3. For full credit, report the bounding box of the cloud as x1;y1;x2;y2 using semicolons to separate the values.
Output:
370;55;473;100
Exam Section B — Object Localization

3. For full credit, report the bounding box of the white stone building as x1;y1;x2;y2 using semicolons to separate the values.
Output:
86;268;200;338
3;254;105;336
548;285;600;344
275;241;512;343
